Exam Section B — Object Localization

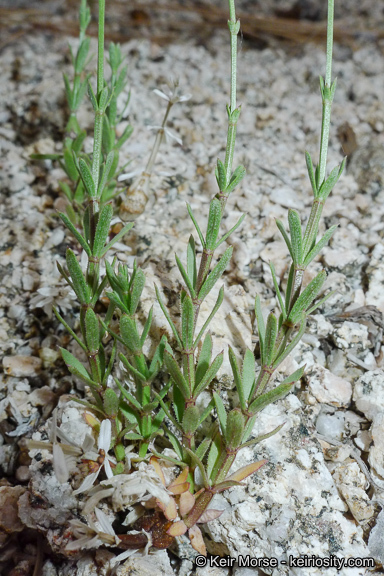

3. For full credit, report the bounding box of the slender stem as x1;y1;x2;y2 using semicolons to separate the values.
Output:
97;0;105;96
91;0;106;201
288;0;334;311
194;0;240;298
228;0;237;113
145;101;173;175
318;0;334;186
325;0;334;88
224;0;239;186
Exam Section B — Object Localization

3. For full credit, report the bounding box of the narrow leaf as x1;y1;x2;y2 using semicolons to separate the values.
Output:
155;285;182;349
193;351;223;397
140;306;153;348
195;437;211;461
207;427;222;481
195;333;212;386
181;294;195;350
85;308;99;353
103;389;119;417
305;289;335;316
275;219;293;260
216;158;226;190
120;315;141;352
60;348;95;386
269;262;286;319
285;263;294;312
281;365;306;385
272;316;307;369
228;348;245;414
100;222;134;257
183;447;210;489
225;409;245;450
114;377;142;409
182;405;200;435
66;248;90;304
130;268;145;315
225;459;267;483
288;209;303;266
187;235;197;291
213;391;227;435
249;381;295;414
288;270;327;325
264;313;278;366
98;86;109;111
205;199;222;251
193;286;224;349
176;255;196;299
97;151;115;197
78;157;96;197
53;307;87;352
105;291;130;315
241;424;285;448
224;164;246;195
119;354;146;383
187;204;205;248
163;350;190;399
254;294;265;355
215;213;246;249
318;157;346;201
152;392;182;435
198;246;233;302
303;225;338;266
93;203;113;257
305;151;318;197
58;212;91;256
242;348;255;404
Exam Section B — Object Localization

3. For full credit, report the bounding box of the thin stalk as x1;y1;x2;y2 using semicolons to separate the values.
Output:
91;0;106;198
195;0;240;292
97;0;105;96
318;0;334;187
223;0;239;188
145;101;173;175
288;0;334;311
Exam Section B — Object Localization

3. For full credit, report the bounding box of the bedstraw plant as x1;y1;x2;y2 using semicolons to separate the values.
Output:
30;0;344;558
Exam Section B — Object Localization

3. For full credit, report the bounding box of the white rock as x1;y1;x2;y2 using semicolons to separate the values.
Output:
353;370;384;420
305;365;352;407
332;322;370;351
368;412;384;479
203;399;368;575
365;243;384;314
316;411;345;441
332;462;375;523
3;355;42;377
116;551;173;576
368;507;384;563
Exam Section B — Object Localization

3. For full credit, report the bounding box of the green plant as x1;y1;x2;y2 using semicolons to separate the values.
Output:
29;0;344;558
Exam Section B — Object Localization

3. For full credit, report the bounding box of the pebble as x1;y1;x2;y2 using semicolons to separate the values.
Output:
2;355;42;378
332;462;375;523
305;364;352;407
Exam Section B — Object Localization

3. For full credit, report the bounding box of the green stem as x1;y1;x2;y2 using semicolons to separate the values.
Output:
97;0;105;97
325;0;334;89
318;0;334;187
91;0;106;198
224;0;239;186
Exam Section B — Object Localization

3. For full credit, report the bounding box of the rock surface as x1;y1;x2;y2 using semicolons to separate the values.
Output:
1;1;384;575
